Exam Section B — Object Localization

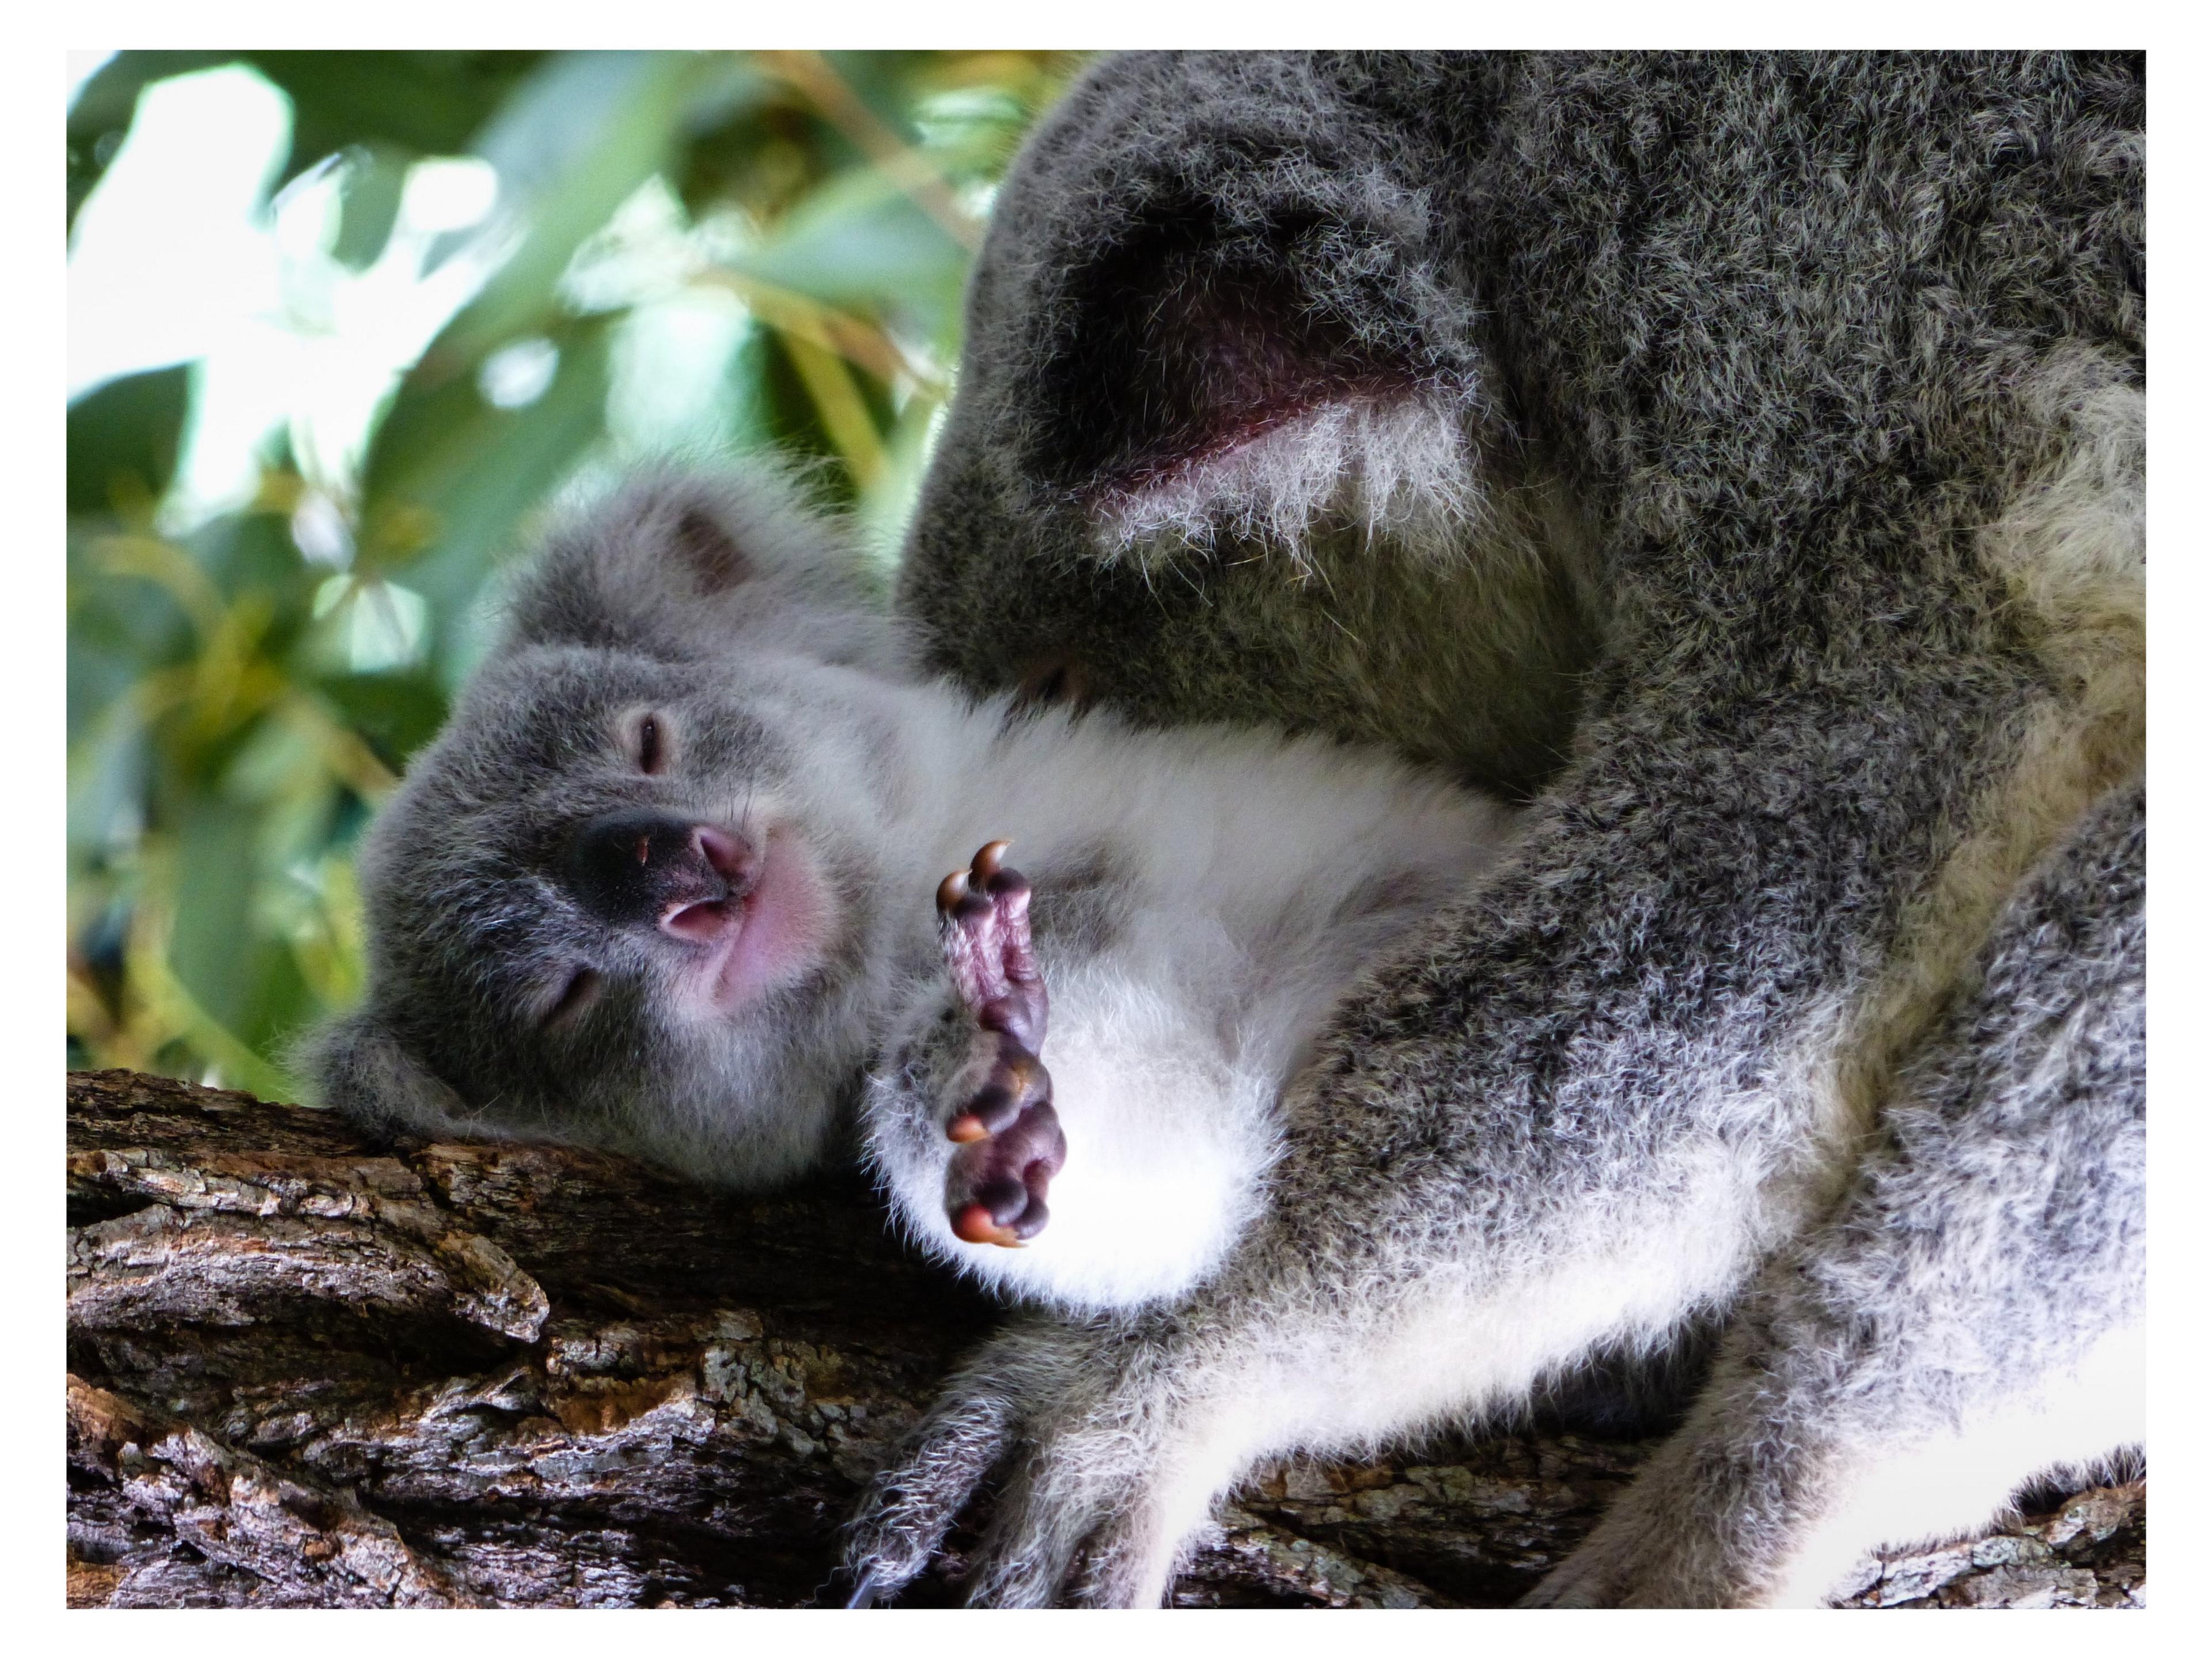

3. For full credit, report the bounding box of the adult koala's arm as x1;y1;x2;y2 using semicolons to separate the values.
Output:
880;52;2145;1607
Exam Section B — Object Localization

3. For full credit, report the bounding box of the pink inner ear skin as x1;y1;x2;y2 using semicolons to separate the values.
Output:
1051;238;1435;499
1095;370;1423;499
669;506;750;590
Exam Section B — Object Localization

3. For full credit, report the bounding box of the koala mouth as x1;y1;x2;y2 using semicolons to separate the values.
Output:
562;810;828;1016
690;827;828;1014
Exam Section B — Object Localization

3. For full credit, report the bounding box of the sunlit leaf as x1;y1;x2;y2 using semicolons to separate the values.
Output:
330;143;411;270
67;51;234;228
426;51;710;358
361;313;615;681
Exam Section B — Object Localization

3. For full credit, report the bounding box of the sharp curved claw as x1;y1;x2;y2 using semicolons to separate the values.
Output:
844;1569;882;1609
953;1202;1027;1248
936;868;971;914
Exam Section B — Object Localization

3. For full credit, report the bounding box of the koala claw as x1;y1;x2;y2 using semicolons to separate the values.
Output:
952;1204;1028;1248
938;842;1064;1247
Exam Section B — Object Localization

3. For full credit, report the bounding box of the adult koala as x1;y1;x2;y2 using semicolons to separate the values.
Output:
848;52;2145;1607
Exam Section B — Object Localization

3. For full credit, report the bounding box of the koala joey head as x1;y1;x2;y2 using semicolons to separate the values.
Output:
304;468;916;1185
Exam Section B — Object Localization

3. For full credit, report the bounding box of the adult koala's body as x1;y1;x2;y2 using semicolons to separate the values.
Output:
851;52;2146;1607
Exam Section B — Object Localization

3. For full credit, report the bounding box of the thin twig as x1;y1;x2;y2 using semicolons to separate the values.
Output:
759;51;981;252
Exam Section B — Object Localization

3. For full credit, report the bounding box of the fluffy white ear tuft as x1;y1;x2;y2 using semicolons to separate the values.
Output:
1092;386;1495;573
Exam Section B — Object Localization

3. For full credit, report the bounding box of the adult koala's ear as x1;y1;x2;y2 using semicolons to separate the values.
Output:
296;1009;476;1141
945;55;1501;565
497;465;908;673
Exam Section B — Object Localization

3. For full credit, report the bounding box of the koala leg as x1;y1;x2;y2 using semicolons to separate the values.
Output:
844;1312;1260;1607
934;841;1066;1245
1526;781;2146;1608
842;1341;1022;1606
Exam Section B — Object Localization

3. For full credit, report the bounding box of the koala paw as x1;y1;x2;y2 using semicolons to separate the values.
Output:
936;841;1065;1247
1517;1490;1750;1607
843;1319;1204;1608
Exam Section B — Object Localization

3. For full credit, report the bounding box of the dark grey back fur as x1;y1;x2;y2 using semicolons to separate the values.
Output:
850;52;2145;1606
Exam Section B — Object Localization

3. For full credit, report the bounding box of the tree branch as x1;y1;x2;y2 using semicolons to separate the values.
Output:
65;1070;2145;1608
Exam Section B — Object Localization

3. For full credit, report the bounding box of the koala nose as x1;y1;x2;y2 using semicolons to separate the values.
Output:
565;809;756;940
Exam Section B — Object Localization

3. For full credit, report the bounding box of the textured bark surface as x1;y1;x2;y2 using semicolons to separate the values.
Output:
66;1069;2145;1609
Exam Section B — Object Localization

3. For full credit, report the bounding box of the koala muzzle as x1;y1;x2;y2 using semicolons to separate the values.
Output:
565;809;757;942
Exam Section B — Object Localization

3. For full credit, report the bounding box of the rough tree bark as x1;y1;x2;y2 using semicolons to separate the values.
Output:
66;1069;2146;1609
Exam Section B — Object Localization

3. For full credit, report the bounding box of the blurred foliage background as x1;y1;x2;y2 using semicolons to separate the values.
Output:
66;50;1083;1095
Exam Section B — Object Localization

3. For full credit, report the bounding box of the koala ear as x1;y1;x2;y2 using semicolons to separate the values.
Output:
664;497;752;590
986;181;1495;569
295;1009;474;1139
494;465;906;672
498;469;782;650
962;59;1494;561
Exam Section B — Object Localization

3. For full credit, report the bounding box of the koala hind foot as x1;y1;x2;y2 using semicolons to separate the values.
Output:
937;841;1064;1247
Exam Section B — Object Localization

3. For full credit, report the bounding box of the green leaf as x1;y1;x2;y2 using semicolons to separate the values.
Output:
244;51;549;179
66;692;149;857
426;52;706;362
361;314;616;681
181;507;312;622
725;328;858;507
166;795;266;1038
727;165;966;317
330;144;411;271
67;365;192;515
313;671;452;773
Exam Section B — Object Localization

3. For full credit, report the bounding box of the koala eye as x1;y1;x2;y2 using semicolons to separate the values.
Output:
635;714;666;775
541;967;603;1030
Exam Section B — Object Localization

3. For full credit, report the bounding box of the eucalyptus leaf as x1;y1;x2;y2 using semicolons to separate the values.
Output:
425;52;708;353
362;314;616;682
67;365;191;514
67;52;236;228
167;796;267;1037
331;144;412;270
314;671;453;774
727;166;967;316
244;51;548;181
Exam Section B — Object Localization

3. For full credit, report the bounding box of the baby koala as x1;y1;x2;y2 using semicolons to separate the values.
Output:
308;470;1518;1310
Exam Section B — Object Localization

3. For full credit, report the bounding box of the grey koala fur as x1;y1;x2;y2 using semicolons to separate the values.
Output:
853;51;2146;1605
308;465;1521;1316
